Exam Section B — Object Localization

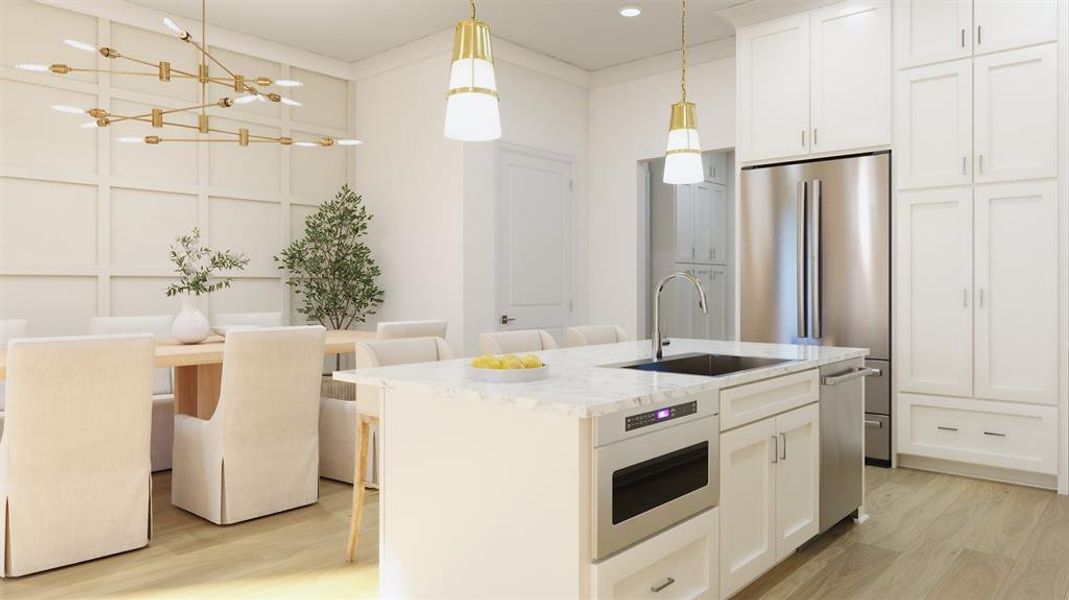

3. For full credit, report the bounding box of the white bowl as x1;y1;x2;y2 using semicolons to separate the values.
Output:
466;365;549;383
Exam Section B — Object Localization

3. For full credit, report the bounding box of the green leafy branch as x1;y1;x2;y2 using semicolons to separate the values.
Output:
165;227;249;297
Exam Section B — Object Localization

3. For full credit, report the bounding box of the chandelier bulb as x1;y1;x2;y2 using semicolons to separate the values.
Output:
64;39;96;53
274;79;303;88
15;63;49;72
50;104;85;114
279;96;301;107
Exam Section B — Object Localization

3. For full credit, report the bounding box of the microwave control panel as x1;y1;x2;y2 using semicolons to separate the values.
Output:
625;400;698;431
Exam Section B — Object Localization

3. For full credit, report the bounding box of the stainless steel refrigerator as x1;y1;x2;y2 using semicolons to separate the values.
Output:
740;152;891;465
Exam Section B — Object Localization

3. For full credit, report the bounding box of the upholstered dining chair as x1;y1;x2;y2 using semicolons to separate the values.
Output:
564;325;630;347
171;326;326;525
375;319;448;339
1;334;155;577
89;315;175;471
213;311;284;329
320;319;449;484
478;328;559;354
346;336;454;562
0;319;29;438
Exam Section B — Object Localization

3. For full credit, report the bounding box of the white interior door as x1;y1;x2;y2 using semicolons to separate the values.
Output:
496;148;573;342
974;181;1059;405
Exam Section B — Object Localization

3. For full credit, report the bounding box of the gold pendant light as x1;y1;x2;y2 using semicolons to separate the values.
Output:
663;0;703;184
18;0;360;148
444;0;501;141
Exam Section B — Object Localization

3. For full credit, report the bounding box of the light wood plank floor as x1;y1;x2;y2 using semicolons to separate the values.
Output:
2;467;1067;599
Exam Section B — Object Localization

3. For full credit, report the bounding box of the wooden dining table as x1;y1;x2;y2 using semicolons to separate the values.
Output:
0;329;375;419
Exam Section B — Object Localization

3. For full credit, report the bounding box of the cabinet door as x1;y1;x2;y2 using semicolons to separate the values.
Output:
774;403;820;561
689;267;713;339
810;0;891;153
672;264;696;337
675;186;695;262
693;183;713;263
974;0;1057;55
706;152;728;185
720;417;777;599
708;266;729;341
974;44;1058;184
974;181;1059;405
897;188;973;397
893;0;972;68
708;183;728;264
895;59;972;189
737;14;810;162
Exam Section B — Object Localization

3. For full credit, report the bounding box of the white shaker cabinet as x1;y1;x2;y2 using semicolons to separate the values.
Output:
773;402;820;561
973;44;1059;184
809;0;891;154
708;184;728;264
674;185;695;262
973;0;1057;56
894;0;972;68
974;181;1059;405
692;183;713;264
719;416;777;598
720;401;820;598
708;266;729;341
737;14;810;162
705;152;729;185
896;187;973;397
895;60;972;189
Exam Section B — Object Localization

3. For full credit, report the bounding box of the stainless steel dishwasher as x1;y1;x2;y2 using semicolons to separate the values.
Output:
819;358;879;532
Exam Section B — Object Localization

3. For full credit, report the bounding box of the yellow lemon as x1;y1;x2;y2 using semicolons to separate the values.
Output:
521;355;543;369
499;354;519;363
484;359;503;370
503;358;524;370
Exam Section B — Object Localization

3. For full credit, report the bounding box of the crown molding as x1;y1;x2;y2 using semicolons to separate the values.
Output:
35;0;357;81
588;37;735;89
349;27;590;88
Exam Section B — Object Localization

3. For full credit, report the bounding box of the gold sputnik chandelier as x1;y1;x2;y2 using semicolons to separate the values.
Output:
16;0;360;148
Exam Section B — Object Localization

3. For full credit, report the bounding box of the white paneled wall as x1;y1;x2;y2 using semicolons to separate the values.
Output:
0;0;356;336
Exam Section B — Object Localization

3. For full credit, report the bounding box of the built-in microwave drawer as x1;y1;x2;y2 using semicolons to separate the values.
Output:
592;508;719;599
898;393;1058;474
719;369;819;431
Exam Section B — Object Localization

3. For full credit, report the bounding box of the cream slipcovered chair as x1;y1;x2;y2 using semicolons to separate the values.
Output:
479;328;559;354
171;326;326;525
213;311;284;329
1;334;155;577
320;320;449;484
565;325;629;347
0;319;29;438
375;319;448;339
347;336;454;562
89;315;175;471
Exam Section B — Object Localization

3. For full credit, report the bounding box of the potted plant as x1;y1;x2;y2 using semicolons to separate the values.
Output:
166;227;249;344
276;184;384;379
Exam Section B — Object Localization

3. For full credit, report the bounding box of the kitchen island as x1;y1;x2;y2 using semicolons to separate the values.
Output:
335;339;868;599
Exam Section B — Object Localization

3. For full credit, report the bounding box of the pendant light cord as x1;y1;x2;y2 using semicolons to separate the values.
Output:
680;0;687;102
471;0;476;19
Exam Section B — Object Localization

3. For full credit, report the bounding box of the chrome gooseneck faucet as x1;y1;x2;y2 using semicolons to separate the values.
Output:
651;271;708;360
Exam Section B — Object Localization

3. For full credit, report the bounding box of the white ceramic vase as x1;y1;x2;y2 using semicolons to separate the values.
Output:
171;293;210;344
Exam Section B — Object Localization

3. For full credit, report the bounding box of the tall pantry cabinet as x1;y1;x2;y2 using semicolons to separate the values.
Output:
893;0;1063;484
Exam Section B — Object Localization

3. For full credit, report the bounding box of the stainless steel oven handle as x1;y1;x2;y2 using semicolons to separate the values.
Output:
822;367;880;386
651;577;675;593
864;419;883;429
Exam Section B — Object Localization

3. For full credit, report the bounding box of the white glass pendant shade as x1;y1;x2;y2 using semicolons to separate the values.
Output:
444;19;500;141
663;101;703;184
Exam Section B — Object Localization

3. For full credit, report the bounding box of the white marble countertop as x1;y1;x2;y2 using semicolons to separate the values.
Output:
333;339;868;418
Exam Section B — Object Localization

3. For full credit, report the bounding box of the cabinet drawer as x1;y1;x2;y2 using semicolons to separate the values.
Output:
720;370;819;431
898;393;1057;474
592;508;718;600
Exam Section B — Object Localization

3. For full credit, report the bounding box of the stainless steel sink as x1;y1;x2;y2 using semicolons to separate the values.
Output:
611;353;793;377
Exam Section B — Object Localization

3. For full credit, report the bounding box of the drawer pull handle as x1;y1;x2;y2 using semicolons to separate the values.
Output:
937;426;958;432
864;419;883;429
651;577;676;593
983;431;1006;437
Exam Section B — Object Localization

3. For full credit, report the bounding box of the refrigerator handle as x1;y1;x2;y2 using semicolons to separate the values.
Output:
796;180;809;339
810;179;822;339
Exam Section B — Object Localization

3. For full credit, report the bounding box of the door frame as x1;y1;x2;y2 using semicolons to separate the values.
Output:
494;143;576;339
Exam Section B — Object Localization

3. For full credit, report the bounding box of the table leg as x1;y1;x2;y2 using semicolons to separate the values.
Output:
174;363;223;418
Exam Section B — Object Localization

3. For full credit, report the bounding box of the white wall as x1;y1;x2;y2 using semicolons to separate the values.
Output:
353;37;589;355
587;57;736;334
0;0;358;335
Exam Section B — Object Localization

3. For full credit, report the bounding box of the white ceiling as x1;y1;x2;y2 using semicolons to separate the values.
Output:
127;0;742;71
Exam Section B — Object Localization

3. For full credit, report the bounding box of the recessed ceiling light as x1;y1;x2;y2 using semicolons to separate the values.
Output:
620;6;641;17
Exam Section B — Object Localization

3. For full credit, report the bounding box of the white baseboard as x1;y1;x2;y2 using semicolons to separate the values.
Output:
897;454;1058;490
